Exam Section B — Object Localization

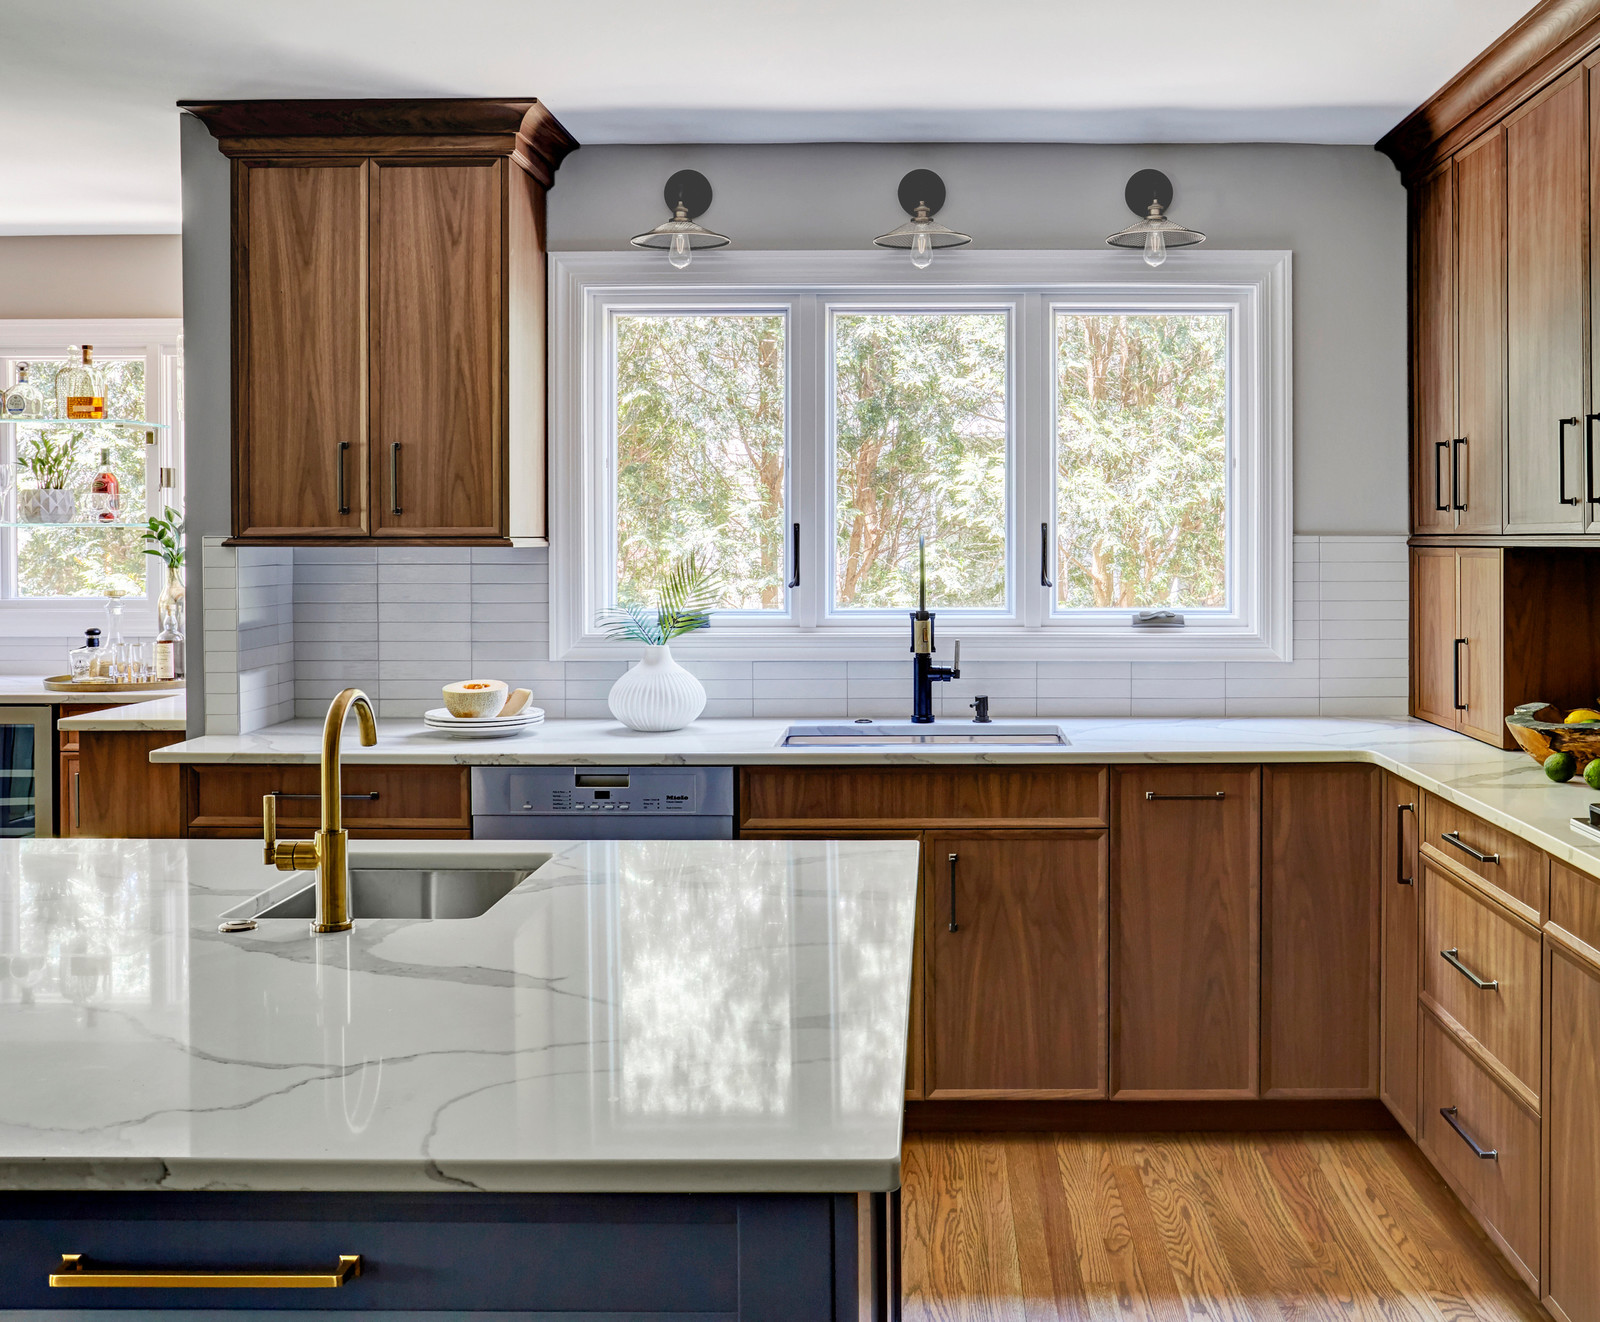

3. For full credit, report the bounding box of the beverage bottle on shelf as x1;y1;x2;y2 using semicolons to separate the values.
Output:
90;448;119;522
155;607;184;681
68;628;103;681
57;345;105;420
2;363;44;418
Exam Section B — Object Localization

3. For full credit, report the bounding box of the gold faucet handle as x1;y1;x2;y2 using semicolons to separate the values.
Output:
262;794;318;871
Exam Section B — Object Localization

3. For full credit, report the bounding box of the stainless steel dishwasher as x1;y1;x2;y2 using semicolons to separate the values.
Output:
470;766;735;839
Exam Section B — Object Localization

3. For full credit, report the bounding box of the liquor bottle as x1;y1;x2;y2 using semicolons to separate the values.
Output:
57;345;105;420
90;448;119;522
68;628;103;681
154;607;184;681
2;363;45;418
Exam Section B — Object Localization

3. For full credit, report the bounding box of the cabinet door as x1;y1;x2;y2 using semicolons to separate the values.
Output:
924;832;1107;1097
1457;548;1506;747
1379;774;1420;1135
1111;767;1260;1098
58;753;79;838
1507;69;1588;533
1454;128;1507;535
1411;546;1459;730
234;160;369;538
1413;162;1458;533
1546;934;1600;1321
371;158;505;538
1262;765;1380;1097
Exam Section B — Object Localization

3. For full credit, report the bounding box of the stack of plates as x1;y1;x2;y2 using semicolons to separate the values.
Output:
423;706;545;739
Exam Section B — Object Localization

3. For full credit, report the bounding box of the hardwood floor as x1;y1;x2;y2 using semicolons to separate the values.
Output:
901;1132;1545;1322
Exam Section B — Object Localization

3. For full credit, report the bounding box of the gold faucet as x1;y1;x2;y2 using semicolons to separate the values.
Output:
261;688;378;933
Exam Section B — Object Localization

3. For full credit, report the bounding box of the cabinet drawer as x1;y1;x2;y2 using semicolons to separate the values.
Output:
739;766;1106;830
1422;794;1545;918
1421;861;1542;1098
1418;1012;1540;1288
1550;857;1600;954
186;765;471;837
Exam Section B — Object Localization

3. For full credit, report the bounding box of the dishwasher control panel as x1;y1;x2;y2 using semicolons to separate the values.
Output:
471;767;734;818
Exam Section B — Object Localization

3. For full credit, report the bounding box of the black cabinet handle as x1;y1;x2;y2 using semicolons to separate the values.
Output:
1452;638;1466;711
1441;947;1499;990
1434;439;1451;512
270;791;380;802
1440;1106;1497;1160
1145;791;1226;801
1587;413;1600;506
1451;438;1466;511
946;852;959;933
1440;829;1499;865
1039;522;1054;588
390;442;403;515
1560;416;1580;506
336;441;350;516
1397;802;1415;884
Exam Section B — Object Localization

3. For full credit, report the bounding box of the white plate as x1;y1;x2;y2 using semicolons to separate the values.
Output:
424;722;540;740
423;706;544;726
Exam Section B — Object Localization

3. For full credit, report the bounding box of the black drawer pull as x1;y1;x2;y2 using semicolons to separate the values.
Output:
1397;802;1416;884
270;791;380;802
1434;439;1451;511
946;852;959;933
390;442;403;515
1440;830;1498;865
1439;1106;1497;1161
335;440;350;516
1145;791;1226;801
1560;416;1581;506
1441;947;1498;990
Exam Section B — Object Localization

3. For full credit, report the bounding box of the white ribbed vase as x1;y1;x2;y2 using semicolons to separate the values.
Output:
607;644;707;732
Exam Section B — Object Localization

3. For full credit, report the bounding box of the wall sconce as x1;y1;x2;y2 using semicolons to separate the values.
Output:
629;170;730;269
1105;169;1206;268
873;170;972;269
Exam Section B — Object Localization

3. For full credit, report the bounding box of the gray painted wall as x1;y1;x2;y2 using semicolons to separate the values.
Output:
547;142;1408;538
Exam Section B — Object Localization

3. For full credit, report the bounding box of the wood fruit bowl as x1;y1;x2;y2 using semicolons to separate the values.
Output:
1505;703;1600;773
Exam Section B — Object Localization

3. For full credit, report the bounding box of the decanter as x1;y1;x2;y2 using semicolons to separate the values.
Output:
57;345;104;420
2;363;44;419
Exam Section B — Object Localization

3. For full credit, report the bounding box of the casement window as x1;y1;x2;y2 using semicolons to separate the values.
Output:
0;319;183;635
551;252;1290;661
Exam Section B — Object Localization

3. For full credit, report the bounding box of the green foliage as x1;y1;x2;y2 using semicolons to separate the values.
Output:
1054;314;1228;610
601;552;721;645
833;313;1007;610
20;429;75;488
144;509;184;573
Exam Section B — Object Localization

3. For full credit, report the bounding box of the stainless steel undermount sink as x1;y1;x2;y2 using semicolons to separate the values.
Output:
231;867;536;923
782;720;1070;746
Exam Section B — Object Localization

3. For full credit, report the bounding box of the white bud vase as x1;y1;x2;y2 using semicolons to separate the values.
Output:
607;644;707;732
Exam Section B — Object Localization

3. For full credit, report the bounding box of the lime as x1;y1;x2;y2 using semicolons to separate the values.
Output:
1586;759;1600;792
1546;751;1578;782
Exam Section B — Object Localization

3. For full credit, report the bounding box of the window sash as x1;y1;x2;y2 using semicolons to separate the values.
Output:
552;251;1291;662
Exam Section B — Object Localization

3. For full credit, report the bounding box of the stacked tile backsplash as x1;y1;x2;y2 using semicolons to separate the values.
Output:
200;535;1407;732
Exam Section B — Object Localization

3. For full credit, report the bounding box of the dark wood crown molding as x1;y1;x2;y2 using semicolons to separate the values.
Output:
1378;0;1600;184
179;98;578;184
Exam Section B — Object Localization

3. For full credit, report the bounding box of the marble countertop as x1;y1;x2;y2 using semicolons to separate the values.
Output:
0;836;918;1193
0;676;183;706
56;693;186;732
153;716;1600;881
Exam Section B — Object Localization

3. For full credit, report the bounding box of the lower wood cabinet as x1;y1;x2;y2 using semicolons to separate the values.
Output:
1380;773;1421;1134
1111;766;1260;1099
1544;925;1600;1322
923;831;1107;1098
74;731;187;838
184;764;471;838
1262;764;1380;1097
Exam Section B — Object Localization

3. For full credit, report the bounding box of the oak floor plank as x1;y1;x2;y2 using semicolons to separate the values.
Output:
901;1132;1545;1322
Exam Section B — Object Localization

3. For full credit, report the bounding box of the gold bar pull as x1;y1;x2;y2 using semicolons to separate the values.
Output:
50;1252;362;1289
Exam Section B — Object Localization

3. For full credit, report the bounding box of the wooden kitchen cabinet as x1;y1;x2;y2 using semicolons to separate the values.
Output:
1506;68;1589;535
1413;161;1458;534
923;831;1107;1098
184;764;471;838
1380;773;1421;1134
1455;127;1508;535
1111;766;1260;1099
1262;765;1380;1098
75;731;187;839
186;99;576;546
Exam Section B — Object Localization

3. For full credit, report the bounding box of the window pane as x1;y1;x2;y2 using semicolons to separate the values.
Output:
1054;313;1228;610
614;314;786;611
833;312;1008;610
16;357;149;599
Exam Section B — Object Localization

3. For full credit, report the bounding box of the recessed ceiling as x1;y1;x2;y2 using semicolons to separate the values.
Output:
0;0;1537;234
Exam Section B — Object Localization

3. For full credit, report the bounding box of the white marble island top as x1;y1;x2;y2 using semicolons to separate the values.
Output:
0;836;918;1194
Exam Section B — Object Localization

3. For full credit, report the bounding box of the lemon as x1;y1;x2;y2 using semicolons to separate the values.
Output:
1565;708;1600;724
1546;752;1578;782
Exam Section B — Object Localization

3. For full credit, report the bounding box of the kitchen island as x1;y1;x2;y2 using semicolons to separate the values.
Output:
0;835;918;1315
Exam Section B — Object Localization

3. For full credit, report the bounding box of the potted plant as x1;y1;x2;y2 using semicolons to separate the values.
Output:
144;509;185;631
18;430;77;524
601;553;718;731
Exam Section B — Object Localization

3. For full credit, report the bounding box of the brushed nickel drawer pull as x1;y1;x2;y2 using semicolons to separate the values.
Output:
1397;802;1416;884
1441;947;1498;990
1440;830;1498;865
1439;1107;1497;1160
50;1253;362;1289
1145;791;1226;801
946;852;959;933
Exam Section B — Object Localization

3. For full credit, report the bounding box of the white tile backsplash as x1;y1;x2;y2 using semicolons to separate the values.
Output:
194;536;1413;723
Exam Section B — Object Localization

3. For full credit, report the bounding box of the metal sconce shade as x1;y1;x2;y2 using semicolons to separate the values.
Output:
874;169;971;268
1105;169;1205;268
630;169;730;269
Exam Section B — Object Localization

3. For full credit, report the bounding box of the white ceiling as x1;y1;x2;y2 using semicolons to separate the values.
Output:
1;0;1536;234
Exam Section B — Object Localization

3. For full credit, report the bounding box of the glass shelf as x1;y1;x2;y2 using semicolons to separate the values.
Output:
0;520;149;530
0;417;167;430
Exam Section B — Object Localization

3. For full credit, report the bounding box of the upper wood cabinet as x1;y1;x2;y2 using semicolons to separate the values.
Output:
1413;162;1458;534
185;99;576;546
1410;546;1508;745
1455;129;1509;535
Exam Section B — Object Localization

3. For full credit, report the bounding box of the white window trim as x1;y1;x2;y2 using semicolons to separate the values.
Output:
0;317;184;638
550;251;1292;663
